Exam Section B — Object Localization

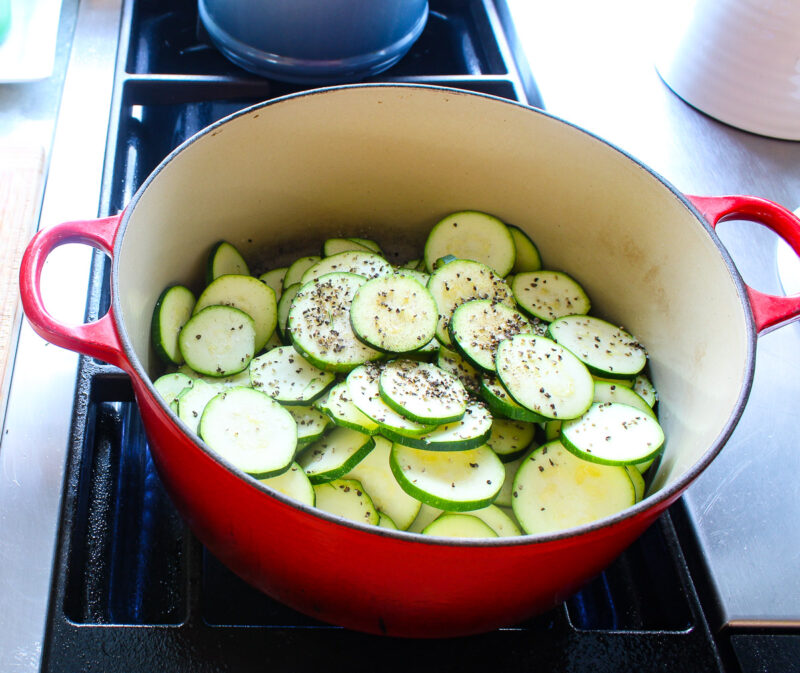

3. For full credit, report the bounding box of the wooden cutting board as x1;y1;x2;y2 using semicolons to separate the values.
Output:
0;143;45;394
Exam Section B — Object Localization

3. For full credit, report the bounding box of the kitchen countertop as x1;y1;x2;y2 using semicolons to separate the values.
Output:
1;1;799;670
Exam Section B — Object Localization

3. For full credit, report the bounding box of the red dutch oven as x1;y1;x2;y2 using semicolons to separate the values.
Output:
19;85;800;638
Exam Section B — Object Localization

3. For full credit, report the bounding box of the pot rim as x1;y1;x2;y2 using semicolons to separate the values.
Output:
112;83;757;548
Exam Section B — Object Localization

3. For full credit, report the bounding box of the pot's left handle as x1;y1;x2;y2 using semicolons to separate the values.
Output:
19;215;131;371
688;195;800;334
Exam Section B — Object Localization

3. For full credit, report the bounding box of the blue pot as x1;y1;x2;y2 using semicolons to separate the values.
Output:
198;0;429;84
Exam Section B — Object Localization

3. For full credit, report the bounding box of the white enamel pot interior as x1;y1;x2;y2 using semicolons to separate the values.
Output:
111;85;754;628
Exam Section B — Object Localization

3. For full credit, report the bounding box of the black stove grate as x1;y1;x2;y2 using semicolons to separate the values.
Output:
41;1;733;670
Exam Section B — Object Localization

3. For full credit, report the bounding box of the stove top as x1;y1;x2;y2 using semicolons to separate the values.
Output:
3;1;799;671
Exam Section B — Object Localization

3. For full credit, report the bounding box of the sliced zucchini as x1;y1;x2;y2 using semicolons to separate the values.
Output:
592;380;655;417
543;419;561;441
424;211;516;277
462;504;522;537
258;267;287;302
346;363;437;438
511;270;591;322
486;417;537;462
315;381;381;435
512;440;635;534
427;258;513;346
390;443;504;512
378;513;398;529
449;298;533;371
386;400;493;452
493;453;526;508
276;282;300;343
300;250;393;285
323;237;376;257
349;237;383;255
495;333;594;420
284;405;331;448
593;374;635;388
343;436;422;530
206;240;249;284
249;345;335;405
198;387;296;479
177;363;252;389
283;255;321;288
194;274;277;353
297;426;375;484
437;344;482;394
153;372;193;408
480;373;544;423
349;274;438;353
508;224;542;273
378;359;468;425
406;504;441;534
392;266;430;287
560;402;665;466
626;465;646;502
287;273;382;373
313;478;380;526
547;315;647;380
633;373;658;407
422;514;498;538
152;285;196;365
259;462;315;507
178;305;256;377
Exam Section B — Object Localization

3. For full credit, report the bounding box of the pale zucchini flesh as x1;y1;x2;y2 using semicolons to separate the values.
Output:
422;513;498;538
178;305;256;377
511;270;591;322
313;478;380;526
151;285;196;365
259;462;315;507
296;426;375;484
249;345;335;404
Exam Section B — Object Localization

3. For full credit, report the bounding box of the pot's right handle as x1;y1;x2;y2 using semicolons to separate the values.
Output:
688;194;800;334
19;214;132;371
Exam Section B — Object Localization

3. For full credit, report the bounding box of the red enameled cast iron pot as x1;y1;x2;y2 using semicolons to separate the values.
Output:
19;85;800;637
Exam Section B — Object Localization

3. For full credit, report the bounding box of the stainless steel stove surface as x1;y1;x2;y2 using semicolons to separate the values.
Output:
1;1;799;671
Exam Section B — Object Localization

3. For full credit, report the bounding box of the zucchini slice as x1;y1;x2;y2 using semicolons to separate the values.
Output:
283;255;321;288
284;405;331;448
297;426;375;484
512;441;635;534
152;285;196;365
259;462;315;507
560;401;665;466
508;224;542;273
378;513;398;529
178;305;256;377
350;274;438;353
390;442;504;512
249;345;335;405
346;363;437;438
493;453;525;508
633;373;658;407
153;372;193;408
287;273;382;373
427;258;513;346
258;267;288;302
313;478;380;526
386;400;492;452
449;298;534;371
176;379;228;434
547;315;647;380
592;380;655;417
300;250;393;285
323;237;377;257
495;333;594;421
343;436;422;530
480;373;545;423
315;381;381;435
424;211;516;277
276;282;300;343
462;504;522;537
199;387;296;479
206;240;249;284
437;344;482;394
378;359;468;425
407;503;444;534
194;274;278;353
511;270;590;322
486;417;537;462
422;514;498;538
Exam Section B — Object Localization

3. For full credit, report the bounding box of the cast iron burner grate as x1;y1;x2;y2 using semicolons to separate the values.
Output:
41;1;729;670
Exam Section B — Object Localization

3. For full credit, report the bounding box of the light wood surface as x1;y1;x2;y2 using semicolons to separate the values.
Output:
0;143;45;398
